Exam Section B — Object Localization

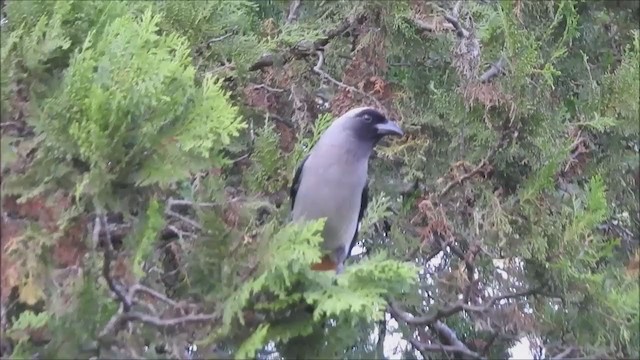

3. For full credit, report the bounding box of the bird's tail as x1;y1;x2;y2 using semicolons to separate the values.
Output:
310;254;338;271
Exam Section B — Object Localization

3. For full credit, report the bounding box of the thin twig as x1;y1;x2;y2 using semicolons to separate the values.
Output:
551;346;575;360
167;198;219;209
437;126;515;199
313;50;383;109
207;31;234;45
249;14;362;71
128;284;178;308
97;215;132;312
249;83;285;93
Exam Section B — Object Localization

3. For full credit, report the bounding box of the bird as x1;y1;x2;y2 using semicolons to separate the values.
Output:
289;106;404;274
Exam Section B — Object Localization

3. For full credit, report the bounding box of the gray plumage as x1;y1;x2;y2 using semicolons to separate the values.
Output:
289;107;404;273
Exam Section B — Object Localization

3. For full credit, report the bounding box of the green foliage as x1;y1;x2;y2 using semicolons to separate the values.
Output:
1;0;638;359
132;199;164;279
11;8;244;206
245;122;288;193
219;219;418;358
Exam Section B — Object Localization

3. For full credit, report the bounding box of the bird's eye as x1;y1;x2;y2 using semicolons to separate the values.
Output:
363;115;372;123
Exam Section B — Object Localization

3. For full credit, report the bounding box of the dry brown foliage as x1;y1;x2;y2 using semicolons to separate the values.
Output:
411;197;453;249
332;20;391;115
462;82;514;110
1;191;88;301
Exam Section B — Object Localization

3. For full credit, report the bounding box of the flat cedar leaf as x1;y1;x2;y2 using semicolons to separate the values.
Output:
19;277;44;306
132;199;164;279
11;310;50;331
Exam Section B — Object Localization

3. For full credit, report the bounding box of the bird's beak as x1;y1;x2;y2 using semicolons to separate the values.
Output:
375;119;404;137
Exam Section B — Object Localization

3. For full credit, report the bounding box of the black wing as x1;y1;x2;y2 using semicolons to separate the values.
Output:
347;180;369;257
289;155;309;211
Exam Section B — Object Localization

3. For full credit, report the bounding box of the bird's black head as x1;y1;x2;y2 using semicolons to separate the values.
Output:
348;108;404;144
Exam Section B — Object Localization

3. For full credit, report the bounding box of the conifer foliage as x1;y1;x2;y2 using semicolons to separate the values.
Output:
1;1;638;359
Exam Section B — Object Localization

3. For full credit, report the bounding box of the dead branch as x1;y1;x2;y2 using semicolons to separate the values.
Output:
438;125;515;199
120;311;218;329
389;286;541;326
408;330;484;360
96;212;220;350
96;214;132;312
313;50;383;110
407;16;458;34
128;284;178;308
249;14;363;71
479;55;507;83
437;157;491;199
165;208;203;231
266;112;296;128
286;0;301;24
249;83;285;93
167;197;220;209
164;197;214;231
207;31;235;45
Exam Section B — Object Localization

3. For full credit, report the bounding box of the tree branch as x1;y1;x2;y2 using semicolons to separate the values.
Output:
479;55;507;83
96;214;131;312
95;211;220;349
389;287;541;326
120;311;218;329
430;321;484;359
207;31;235;45
408;330;484;360
249;14;363;71
443;14;469;38
437;124;515;199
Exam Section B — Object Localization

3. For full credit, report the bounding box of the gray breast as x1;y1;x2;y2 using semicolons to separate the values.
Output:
292;147;368;252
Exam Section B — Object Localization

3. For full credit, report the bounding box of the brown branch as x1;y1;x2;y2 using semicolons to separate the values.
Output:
167;197;220;209
164;197;209;231
96;214;131;312
437;125;516;199
437;157;491;199
95;209;221;351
